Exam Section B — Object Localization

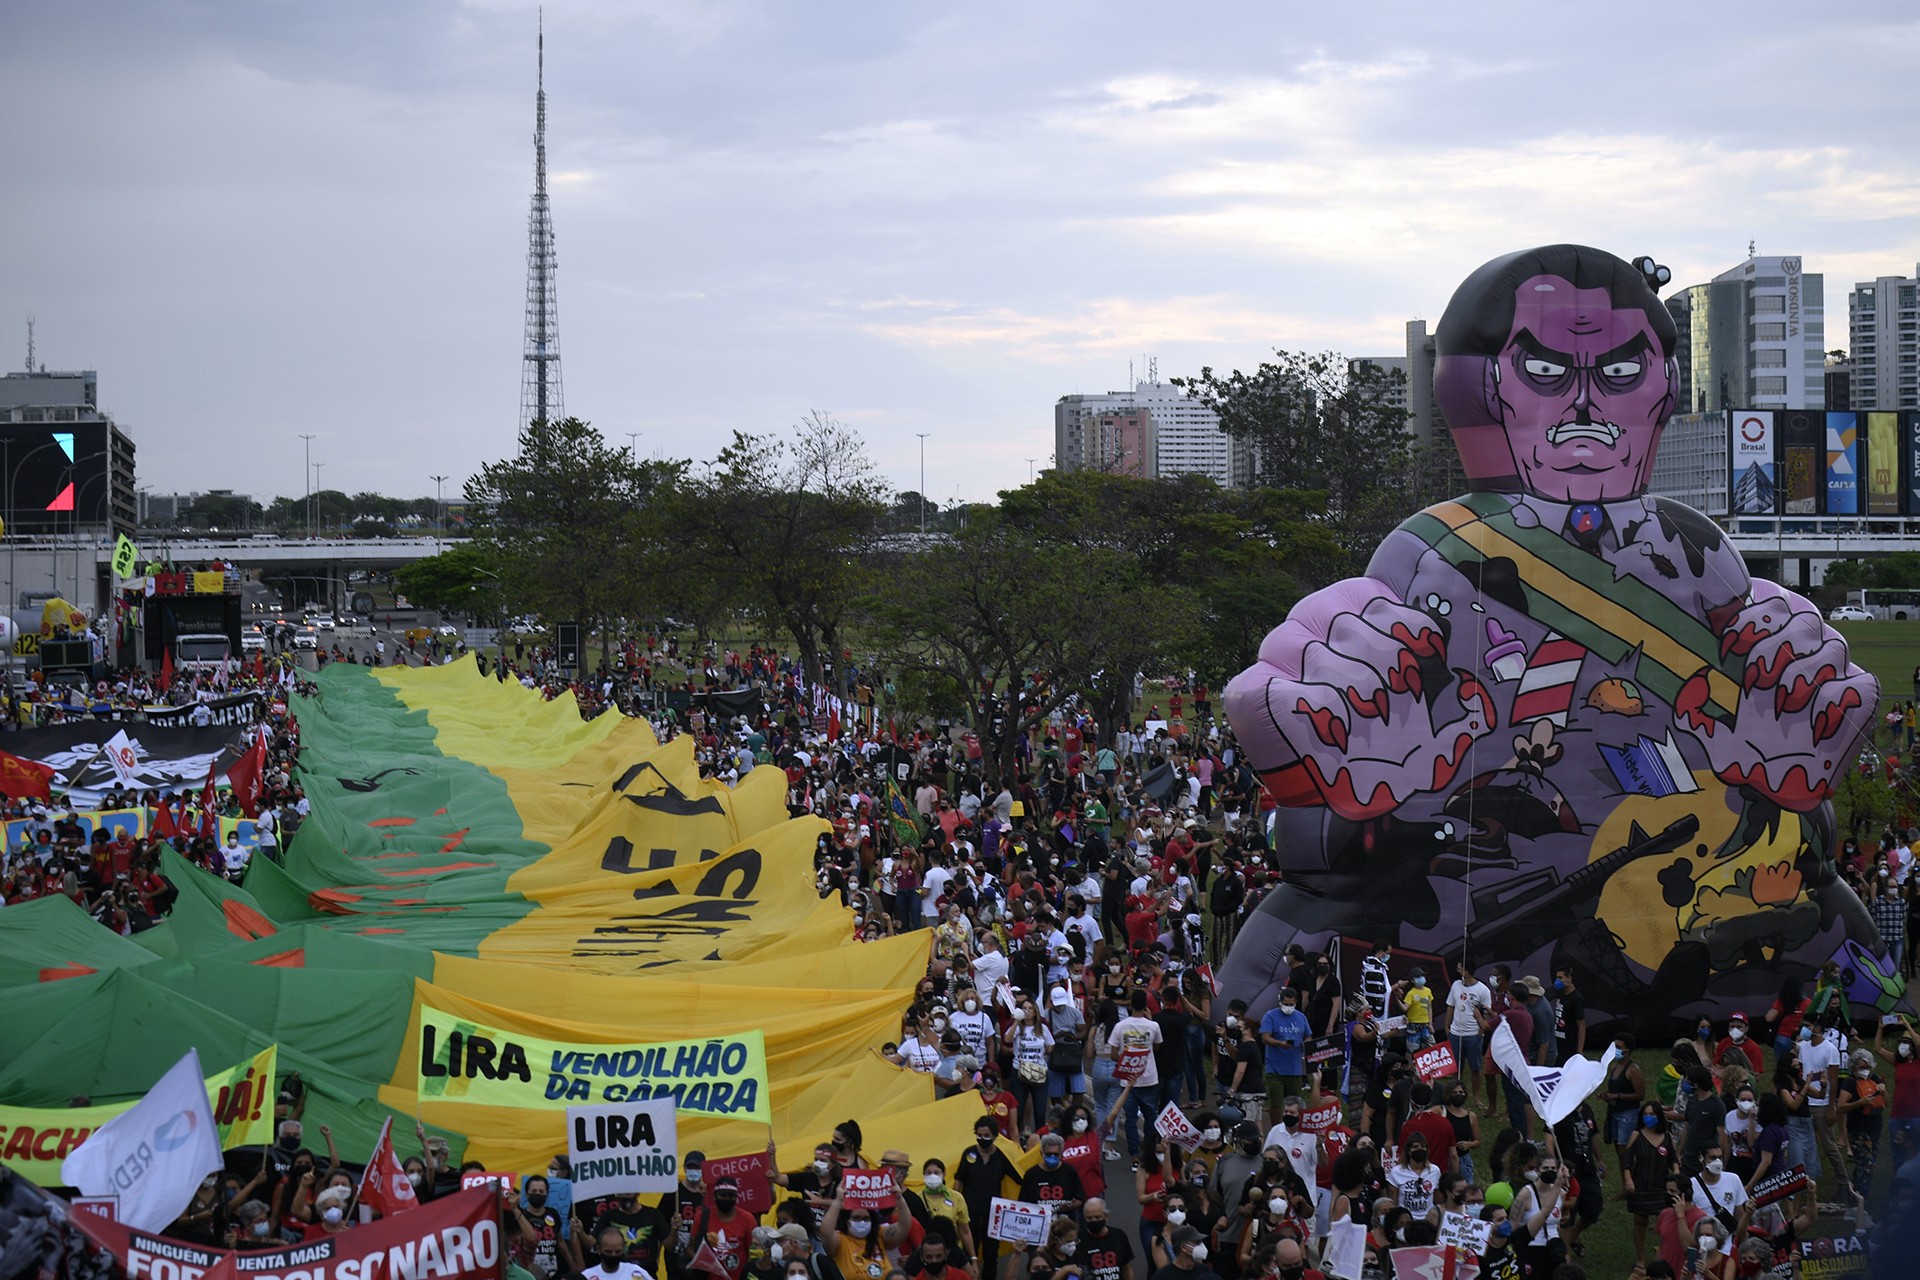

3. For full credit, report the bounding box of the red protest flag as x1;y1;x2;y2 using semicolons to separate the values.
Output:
689;1241;730;1279
0;748;54;801
151;794;179;840
227;730;269;818
158;649;174;693
356;1117;420;1218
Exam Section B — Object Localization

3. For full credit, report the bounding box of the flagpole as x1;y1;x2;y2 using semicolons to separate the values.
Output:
57;739;114;806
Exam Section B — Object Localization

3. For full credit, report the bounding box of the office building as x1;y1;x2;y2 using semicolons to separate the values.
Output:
1825;354;1853;412
1053;379;1253;487
1646;410;1730;516
1665;254;1825;413
0;366;138;612
1847;270;1919;410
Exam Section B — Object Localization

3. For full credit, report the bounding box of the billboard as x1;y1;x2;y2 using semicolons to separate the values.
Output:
1908;413;1920;514
0;423;112;530
1781;410;1821;515
1730;410;1775;514
1826;411;1859;515
1868;412;1900;515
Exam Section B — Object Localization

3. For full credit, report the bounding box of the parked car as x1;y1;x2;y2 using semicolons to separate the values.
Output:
1829;605;1874;622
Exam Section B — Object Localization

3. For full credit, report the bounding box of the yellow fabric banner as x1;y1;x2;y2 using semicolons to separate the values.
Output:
0;1044;277;1186
192;571;227;595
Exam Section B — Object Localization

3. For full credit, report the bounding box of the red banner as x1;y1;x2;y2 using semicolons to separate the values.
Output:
61;1185;505;1280
1414;1043;1458;1082
704;1150;775;1217
1298;1101;1343;1135
840;1169;898;1209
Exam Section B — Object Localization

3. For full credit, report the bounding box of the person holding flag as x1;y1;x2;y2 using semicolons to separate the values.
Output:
60;1047;224;1232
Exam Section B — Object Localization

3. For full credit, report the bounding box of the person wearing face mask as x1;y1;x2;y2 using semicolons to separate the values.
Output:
1257;990;1310;1118
303;1184;356;1241
950;987;998;1065
821;1187;909;1280
1723;1087;1760;1185
771;1140;842;1230
173;1169;230;1246
1623;1103;1677;1264
1506;1153;1567;1275
1270;1236;1322;1280
694;1176;761;1280
919;1159;970;1239
1072;1197;1136;1280
1019;1133;1086;1217
516;1174;576;1278
1058;1103;1107;1200
1686;1142;1746;1263
1443;958;1494;1117
956;1119;1018;1272
1714;1011;1763;1076
1837;1047;1888;1194
1149;1225;1216;1280
1873;1012;1920;1171
1385;1134;1439;1217
589;1189;670;1277
580;1224;653;1280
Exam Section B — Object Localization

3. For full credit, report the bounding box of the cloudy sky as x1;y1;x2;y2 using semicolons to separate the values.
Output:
6;1;1920;506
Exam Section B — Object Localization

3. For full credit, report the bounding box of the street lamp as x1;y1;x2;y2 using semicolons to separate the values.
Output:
430;474;448;536
312;463;325;533
915;433;930;534
299;434;315;535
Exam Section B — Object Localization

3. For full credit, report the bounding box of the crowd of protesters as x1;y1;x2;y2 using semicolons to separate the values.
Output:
17;632;1920;1278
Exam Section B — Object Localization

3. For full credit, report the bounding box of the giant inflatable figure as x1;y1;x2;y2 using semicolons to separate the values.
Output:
1221;245;1899;1033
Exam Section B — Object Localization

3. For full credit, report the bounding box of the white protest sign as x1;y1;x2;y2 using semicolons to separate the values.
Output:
1154;1101;1203;1149
1437;1211;1493;1255
1322;1220;1369;1280
567;1097;679;1198
987;1197;1053;1245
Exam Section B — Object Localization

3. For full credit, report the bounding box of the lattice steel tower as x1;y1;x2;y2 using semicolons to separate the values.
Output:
519;12;563;428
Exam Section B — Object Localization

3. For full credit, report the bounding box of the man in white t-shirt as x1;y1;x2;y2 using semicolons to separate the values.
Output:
921;854;953;915
1799;1013;1849;1196
973;934;1010;994
1262;1096;1324;1193
1445;959;1495;1114
1107;990;1164;1161
1688;1143;1747;1257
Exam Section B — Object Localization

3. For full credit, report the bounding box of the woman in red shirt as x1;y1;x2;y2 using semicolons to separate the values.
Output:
1762;977;1810;1059
1874;1014;1920;1170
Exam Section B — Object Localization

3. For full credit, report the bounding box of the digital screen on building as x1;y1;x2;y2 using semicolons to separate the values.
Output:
0;424;111;530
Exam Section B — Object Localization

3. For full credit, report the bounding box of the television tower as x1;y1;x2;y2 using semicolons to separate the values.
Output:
519;10;564;428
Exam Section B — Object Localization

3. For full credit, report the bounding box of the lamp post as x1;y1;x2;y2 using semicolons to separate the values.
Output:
430;474;448;537
915;433;930;534
312;463;325;534
299;434;316;535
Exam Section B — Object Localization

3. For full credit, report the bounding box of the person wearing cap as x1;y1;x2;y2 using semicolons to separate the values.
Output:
1713;1011;1762;1076
1520;976;1556;1069
1046;984;1089;1106
1149;1225;1217;1280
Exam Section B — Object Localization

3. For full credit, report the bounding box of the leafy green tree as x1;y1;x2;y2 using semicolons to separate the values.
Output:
465;417;682;656
394;543;504;619
1174;351;1416;559
677;413;888;688
864;510;1198;783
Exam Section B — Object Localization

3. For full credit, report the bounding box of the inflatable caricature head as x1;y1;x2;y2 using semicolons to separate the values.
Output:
1433;245;1679;504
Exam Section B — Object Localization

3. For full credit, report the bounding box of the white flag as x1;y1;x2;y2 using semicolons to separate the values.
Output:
103;730;140;787
1488;1018;1618;1127
61;1048;223;1231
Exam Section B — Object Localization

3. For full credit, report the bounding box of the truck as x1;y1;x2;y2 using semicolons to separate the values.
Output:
174;631;234;674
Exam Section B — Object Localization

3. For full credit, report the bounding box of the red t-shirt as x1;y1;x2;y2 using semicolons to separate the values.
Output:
980;1087;1020;1137
1060;1131;1105;1199
1398;1112;1457;1174
702;1206;761;1280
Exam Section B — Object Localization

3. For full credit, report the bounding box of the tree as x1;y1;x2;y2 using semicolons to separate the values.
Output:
394;543;504;620
465;417;682;656
1174;352;1417;559
181;491;264;531
678;413;889;688
863;510;1199;784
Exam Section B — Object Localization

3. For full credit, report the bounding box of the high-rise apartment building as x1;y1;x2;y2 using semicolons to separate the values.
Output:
1053;380;1252;486
1847;270;1920;410
1665;254;1824;413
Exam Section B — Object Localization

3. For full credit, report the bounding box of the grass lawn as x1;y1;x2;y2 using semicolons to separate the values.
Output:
1833;620;1920;706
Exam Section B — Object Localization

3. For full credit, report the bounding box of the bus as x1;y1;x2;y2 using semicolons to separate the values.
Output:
1846;589;1920;620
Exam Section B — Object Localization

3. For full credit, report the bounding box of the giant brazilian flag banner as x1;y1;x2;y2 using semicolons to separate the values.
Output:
0;658;975;1181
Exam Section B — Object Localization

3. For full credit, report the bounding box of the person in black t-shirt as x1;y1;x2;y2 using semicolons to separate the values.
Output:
1074;1198;1137;1280
589;1193;669;1275
1147;1226;1218;1280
